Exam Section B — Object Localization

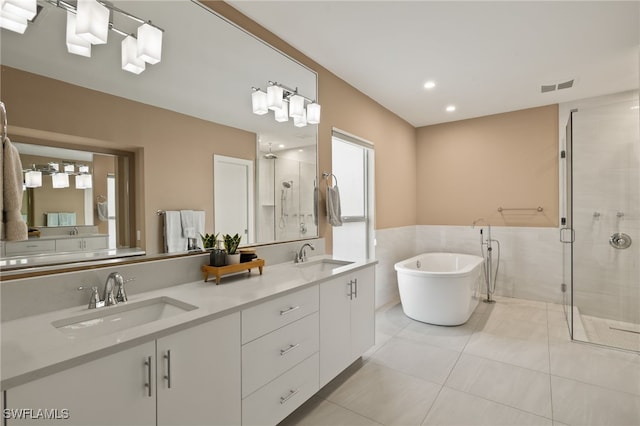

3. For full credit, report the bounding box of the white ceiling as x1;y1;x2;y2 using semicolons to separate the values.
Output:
228;1;640;127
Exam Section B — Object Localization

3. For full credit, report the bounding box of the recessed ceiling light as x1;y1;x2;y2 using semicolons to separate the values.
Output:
423;81;436;89
446;105;456;112
278;144;285;148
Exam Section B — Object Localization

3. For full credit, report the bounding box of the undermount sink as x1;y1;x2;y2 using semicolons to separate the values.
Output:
52;296;198;338
296;259;354;273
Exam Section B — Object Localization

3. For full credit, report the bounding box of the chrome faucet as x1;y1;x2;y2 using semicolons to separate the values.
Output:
70;226;78;236
103;272;125;306
295;243;315;263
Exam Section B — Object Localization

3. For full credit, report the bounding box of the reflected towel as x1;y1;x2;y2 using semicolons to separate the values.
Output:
326;185;343;227
97;202;108;221
1;137;28;240
313;186;318;226
58;212;76;226
164;211;187;253
180;210;196;239
46;213;59;227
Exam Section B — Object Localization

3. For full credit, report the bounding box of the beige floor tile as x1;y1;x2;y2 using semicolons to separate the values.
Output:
464;331;550;373
445;353;552;418
551;375;640;426
369;336;461;384
422;387;552;426
397;313;480;352
279;396;383;426
549;340;640;395
321;362;441;426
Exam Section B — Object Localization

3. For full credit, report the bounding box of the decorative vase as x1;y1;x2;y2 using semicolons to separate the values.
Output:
226;253;241;265
210;248;226;267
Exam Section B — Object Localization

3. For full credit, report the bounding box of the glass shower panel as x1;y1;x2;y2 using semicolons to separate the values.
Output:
570;97;640;352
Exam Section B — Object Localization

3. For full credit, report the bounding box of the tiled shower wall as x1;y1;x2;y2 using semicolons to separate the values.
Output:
374;225;564;310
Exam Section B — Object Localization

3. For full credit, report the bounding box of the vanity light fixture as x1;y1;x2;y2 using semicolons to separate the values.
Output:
0;0;36;33
12;0;166;74
24;169;42;188
76;165;93;189
251;81;321;127
52;171;70;188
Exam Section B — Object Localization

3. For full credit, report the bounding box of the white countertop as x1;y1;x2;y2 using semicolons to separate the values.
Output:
1;256;376;390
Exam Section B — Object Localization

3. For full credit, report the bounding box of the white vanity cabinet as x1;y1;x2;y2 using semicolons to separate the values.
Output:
241;285;320;426
4;239;56;256
319;266;375;387
55;236;108;252
5;312;241;426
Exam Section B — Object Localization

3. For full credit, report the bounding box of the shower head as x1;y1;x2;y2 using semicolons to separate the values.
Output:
264;143;277;159
282;181;293;189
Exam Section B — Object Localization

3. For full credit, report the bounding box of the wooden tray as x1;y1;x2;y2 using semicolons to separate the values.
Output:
201;259;265;284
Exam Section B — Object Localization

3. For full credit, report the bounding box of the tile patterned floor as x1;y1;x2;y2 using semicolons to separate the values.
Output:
280;296;640;426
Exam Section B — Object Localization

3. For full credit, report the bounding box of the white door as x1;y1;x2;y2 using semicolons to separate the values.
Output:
331;132;374;261
214;155;254;244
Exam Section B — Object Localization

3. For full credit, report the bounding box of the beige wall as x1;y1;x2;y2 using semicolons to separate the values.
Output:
416;105;559;227
2;66;256;254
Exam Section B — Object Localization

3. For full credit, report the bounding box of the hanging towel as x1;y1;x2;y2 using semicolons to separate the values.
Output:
326;185;343;227
58;212;77;226
97;202;109;221
164;211;187;253
46;213;59;227
1;137;28;241
192;210;205;249
180;210;197;239
313;185;318;226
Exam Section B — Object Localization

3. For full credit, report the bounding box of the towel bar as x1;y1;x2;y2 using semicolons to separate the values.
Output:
497;206;543;212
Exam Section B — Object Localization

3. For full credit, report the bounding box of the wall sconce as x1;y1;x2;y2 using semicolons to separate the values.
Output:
52;172;69;188
75;165;93;189
251;81;321;127
24;169;42;188
9;0;164;74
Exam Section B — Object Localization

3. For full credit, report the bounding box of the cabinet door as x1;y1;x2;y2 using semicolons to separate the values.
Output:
319;275;352;387
6;341;156;426
156;312;241;426
84;236;108;251
350;266;376;358
55;238;84;252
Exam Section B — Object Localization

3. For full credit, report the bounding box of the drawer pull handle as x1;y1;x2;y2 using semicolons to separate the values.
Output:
144;356;153;397
164;350;172;389
280;343;300;356
280;389;300;404
279;305;300;315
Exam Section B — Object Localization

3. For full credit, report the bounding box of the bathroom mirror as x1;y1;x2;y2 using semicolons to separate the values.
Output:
0;0;318;272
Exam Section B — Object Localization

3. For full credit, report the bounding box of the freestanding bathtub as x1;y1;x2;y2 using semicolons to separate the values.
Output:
394;252;484;326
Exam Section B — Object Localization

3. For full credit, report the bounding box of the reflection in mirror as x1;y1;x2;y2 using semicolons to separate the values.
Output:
0;0;318;274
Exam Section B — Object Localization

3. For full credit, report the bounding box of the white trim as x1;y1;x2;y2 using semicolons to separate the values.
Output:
332;127;375;148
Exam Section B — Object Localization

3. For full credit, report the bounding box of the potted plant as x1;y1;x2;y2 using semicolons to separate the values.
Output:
223;233;242;265
199;232;219;250
201;232;226;266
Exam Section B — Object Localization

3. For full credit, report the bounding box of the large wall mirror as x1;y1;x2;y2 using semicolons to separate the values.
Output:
0;0;318;272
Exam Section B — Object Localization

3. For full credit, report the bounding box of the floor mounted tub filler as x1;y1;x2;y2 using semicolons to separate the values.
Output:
394;252;484;326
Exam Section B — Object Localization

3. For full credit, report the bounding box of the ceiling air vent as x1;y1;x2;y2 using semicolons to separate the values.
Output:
541;79;574;93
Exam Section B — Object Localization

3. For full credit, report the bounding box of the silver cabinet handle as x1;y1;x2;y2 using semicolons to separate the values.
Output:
164;350;172;388
279;305;300;315
347;281;353;300
144;356;153;397
280;389;300;404
353;278;358;298
280;343;300;356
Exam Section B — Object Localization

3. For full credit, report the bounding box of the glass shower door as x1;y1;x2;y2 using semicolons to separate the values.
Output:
561;111;575;339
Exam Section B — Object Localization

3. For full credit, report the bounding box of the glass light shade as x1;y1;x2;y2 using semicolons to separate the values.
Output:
274;102;288;122
49;162;59;172
24;170;42;188
79;165;89;173
52;172;69;189
75;0;109;45
306;102;321;124
289;94;305;118
267;85;283;111
294;109;307;128
0;8;27;33
137;22;162;64
66;12;91;57
1;0;36;19
121;35;146;74
251;90;268;115
64;164;75;173
75;174;92;189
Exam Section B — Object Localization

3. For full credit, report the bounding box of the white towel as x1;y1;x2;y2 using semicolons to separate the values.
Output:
192;210;205;249
58;212;76;226
1;137;28;241
180;210;196;238
164;211;187;253
97;202;108;221
326;185;343;227
46;212;59;227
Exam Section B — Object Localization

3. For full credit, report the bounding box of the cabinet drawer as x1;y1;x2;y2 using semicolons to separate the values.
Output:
242;285;318;344
5;240;55;255
242;312;318;398
242;353;319;426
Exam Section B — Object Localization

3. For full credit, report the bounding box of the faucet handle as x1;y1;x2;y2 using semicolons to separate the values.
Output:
78;285;104;309
116;277;134;303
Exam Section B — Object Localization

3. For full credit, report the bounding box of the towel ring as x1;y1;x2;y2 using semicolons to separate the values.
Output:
96;194;106;202
322;171;338;186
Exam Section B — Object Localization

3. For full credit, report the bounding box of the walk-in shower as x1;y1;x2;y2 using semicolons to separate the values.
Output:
562;92;639;352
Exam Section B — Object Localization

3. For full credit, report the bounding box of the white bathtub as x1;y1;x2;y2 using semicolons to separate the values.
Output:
394;252;484;326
